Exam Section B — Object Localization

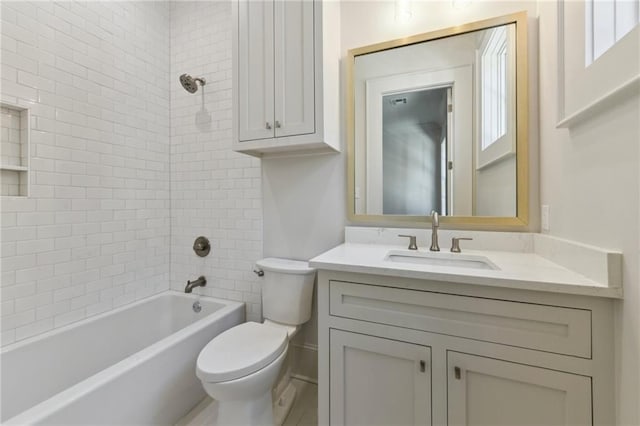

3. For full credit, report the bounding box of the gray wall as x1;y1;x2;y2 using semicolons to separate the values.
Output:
382;89;447;215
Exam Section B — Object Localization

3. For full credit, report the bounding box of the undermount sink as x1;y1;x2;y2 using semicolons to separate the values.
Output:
384;250;500;270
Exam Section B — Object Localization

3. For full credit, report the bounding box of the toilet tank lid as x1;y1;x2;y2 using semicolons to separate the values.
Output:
256;258;316;275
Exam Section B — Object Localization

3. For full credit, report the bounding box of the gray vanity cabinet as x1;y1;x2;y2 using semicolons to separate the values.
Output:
329;329;432;426
318;271;614;426
447;352;592;426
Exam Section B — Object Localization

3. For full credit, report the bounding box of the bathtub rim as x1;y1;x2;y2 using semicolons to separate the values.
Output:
2;290;245;425
1;290;241;354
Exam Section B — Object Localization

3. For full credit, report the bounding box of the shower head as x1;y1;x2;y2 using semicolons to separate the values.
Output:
179;74;206;93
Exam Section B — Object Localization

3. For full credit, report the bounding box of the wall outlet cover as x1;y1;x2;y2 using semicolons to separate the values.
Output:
541;205;550;232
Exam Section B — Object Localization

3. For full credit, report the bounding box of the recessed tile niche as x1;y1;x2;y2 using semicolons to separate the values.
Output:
0;102;30;197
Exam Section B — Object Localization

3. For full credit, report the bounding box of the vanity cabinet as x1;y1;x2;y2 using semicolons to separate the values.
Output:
447;352;591;426
232;0;340;157
318;272;615;426
329;329;432;426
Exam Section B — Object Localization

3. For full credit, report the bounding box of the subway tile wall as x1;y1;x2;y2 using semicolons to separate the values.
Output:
170;1;263;321
0;2;171;345
1;106;24;167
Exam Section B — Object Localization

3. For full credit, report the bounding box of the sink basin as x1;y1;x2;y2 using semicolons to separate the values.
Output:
385;250;500;270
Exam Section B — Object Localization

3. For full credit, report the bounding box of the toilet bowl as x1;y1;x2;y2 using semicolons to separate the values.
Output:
196;258;316;426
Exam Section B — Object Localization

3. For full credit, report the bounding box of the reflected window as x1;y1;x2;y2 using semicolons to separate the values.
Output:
480;26;507;150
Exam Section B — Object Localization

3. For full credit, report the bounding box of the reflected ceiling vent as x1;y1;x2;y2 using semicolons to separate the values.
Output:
390;97;408;106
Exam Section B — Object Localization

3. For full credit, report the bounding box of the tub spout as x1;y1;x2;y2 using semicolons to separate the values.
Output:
185;276;206;293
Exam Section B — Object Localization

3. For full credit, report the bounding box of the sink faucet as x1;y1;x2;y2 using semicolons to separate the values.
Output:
430;210;440;252
185;276;207;293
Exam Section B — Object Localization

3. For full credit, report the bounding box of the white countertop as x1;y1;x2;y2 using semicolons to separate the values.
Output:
309;242;623;298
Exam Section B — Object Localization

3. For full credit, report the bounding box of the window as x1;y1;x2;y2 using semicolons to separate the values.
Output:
585;0;640;65
557;0;639;126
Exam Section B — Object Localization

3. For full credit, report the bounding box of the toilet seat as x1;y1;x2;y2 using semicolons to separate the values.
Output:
196;322;288;383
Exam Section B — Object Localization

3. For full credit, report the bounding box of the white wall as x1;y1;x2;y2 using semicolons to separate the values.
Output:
476;157;516;216
537;2;640;424
1;1;171;346
170;1;263;321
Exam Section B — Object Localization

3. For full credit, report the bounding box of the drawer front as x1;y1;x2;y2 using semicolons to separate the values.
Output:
329;280;592;358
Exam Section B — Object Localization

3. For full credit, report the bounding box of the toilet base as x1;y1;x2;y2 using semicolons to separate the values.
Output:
217;391;273;426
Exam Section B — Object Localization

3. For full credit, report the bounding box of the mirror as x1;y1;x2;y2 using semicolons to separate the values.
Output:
347;12;529;229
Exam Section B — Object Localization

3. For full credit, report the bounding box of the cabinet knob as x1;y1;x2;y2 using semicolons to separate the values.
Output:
454;366;462;380
275;120;281;128
265;122;272;130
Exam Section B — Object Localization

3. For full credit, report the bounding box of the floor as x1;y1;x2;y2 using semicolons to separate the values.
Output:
176;378;317;426
282;379;318;426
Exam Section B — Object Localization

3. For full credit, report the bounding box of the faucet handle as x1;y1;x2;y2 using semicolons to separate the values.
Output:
451;237;473;253
398;234;418;250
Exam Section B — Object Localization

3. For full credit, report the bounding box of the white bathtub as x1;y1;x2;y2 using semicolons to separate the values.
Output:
1;291;244;425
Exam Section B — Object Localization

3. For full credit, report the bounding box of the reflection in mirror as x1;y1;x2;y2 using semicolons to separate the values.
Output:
353;21;520;219
382;87;450;215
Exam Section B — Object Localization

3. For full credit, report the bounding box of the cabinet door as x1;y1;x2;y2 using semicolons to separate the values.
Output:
274;0;315;138
447;351;592;426
330;329;431;426
238;0;274;141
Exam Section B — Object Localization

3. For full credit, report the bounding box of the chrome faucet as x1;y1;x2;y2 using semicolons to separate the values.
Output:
430;210;440;252
185;276;207;293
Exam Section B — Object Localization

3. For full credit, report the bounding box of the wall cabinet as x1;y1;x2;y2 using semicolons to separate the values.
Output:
232;0;340;157
318;272;615;426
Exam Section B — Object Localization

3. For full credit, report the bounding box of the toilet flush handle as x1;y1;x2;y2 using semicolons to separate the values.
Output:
253;268;264;277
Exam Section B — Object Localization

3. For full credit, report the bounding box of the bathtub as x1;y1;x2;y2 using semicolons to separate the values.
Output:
1;291;244;425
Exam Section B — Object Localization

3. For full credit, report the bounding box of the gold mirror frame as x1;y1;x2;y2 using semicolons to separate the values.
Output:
347;11;529;230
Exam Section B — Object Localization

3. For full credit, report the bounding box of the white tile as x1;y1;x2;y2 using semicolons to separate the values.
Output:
169;0;262;321
53;307;84;328
1;1;171;346
15;318;53;341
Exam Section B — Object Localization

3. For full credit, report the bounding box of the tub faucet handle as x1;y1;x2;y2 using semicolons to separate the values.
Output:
253;268;264;277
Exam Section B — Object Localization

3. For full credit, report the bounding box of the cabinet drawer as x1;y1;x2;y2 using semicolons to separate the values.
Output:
329;280;591;358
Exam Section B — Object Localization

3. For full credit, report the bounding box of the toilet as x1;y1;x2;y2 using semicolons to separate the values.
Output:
196;258;316;426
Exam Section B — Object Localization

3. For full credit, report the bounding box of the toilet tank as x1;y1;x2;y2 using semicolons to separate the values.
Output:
256;258;316;325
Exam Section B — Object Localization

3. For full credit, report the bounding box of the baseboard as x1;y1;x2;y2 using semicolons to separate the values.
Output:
290;342;318;383
291;373;318;385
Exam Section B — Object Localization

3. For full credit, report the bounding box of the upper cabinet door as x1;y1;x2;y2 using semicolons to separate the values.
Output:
238;0;274;141
274;0;315;138
447;351;592;426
